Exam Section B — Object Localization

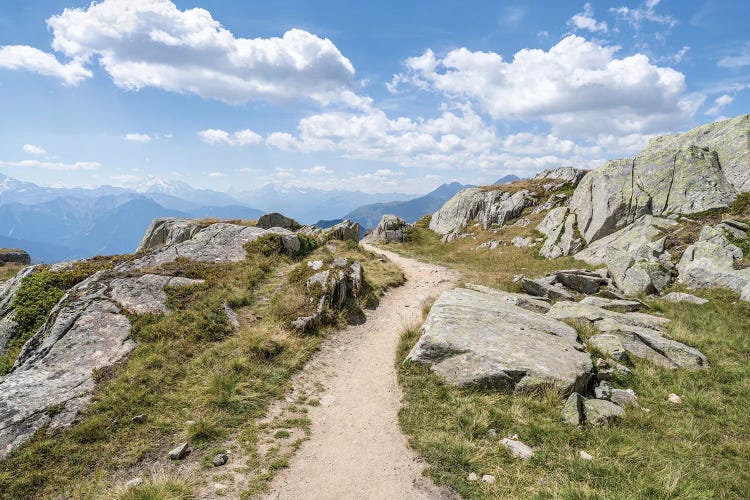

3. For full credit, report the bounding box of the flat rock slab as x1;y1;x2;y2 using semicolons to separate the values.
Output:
661;292;708;305
406;287;592;394
580;296;644;312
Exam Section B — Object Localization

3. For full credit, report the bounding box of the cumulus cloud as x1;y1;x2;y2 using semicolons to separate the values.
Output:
22;144;47;155
198;128;262;146
33;0;360;106
610;0;677;30
208;171;225;177
705;94;734;116
124;133;152;143
0;159;100;171
302;165;334;175
267;103;613;176
388;35;700;139
0;45;91;85
569;3;608;33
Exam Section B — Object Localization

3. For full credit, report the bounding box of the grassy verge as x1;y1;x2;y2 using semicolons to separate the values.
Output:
397;284;750;499
0;262;26;281
0;241;403;498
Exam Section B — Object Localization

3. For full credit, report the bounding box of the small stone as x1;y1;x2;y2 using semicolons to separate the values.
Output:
668;393;683;404
510;434;519;440
168;441;190;460
307;260;324;271
467;472;479;481
594;381;612;400
610;388;639;408
212;453;229;467
583;399;625;426
185;420;195;426
482;474;496;484
595;358;609;369
579;450;594;461
125;477;143;488
561;392;585;426
500;438;534;459
214;483;227;491
486;429;498;439
131;414;147;424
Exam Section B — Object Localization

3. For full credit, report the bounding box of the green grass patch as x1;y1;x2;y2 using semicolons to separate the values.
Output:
397;287;750;498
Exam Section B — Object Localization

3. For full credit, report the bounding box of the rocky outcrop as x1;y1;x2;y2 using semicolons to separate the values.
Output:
0;249;30;266
406;287;592;394
574;216;676;296
257;212;302;231
0;219;307;460
362;215;411;243
571;115;750;243
547;301;708;370
300;220;361;242
537;207;584;259
533;167;587;188
0;269;202;460
0;266;35;356
136;218;204;253
429;188;535;240
677;224;750;298
291;258;365;332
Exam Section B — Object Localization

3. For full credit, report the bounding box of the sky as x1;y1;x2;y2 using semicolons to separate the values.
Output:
0;0;748;195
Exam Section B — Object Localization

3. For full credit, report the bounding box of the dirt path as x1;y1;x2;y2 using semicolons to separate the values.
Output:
256;244;460;500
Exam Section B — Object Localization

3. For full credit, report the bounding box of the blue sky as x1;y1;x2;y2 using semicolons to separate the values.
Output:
0;0;748;194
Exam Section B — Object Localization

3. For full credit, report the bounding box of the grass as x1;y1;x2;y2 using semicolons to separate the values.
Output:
385;211;587;290
0;240;403;499
397;278;750;498
0;262;26;280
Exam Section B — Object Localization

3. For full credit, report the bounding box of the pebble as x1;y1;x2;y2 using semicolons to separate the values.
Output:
579;450;593;460
213;453;229;467
131;414;147;424
668;393;683;404
481;474;496;484
467;472;479;481
168;441;190;460
486;429;498;439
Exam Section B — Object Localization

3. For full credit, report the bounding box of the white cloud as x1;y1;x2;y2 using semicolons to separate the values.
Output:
0;159;100;171
198;128;262;146
569;3;608;33
389;35;700;140
718;43;750;68
610;0;677;30
705;94;734;116
0;45;91;85
208;171;225;177
124;133;152;143
662;46;690;64
22;144;47;155
38;0;361;106
302;165;334;175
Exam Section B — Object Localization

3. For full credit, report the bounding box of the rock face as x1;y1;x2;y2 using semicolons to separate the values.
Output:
571;115;750;243
533;167;587;187
548;301;709;370
406;287;592;394
257;212;301;231
0;266;35;356
677;224;750;298
0;219;301;460
136;218;204;253
0;249;30;266
300;220;361;242
575;216;676;296
362;215;411;243
429;188;535;240
538;208;584;259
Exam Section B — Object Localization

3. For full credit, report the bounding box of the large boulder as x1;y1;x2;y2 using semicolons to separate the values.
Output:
429;188;535;240
300;219;361;243
677;224;750;298
575;216;676;296
0;249;30;266
0;270;202;460
406;287;593;394
362;215;411;243
571;115;749;243
537;208;584;259
547;302;708;370
533;167;587;187
136;218;204;253
257;212;301;231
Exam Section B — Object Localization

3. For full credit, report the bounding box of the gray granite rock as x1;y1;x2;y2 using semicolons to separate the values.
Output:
406;287;592;394
583;399;624;426
661;292;708;305
362;215;411;243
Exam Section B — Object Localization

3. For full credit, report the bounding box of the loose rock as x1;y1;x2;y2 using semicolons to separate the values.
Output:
500;438;535;459
168;441;190;460
213;453;229;467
